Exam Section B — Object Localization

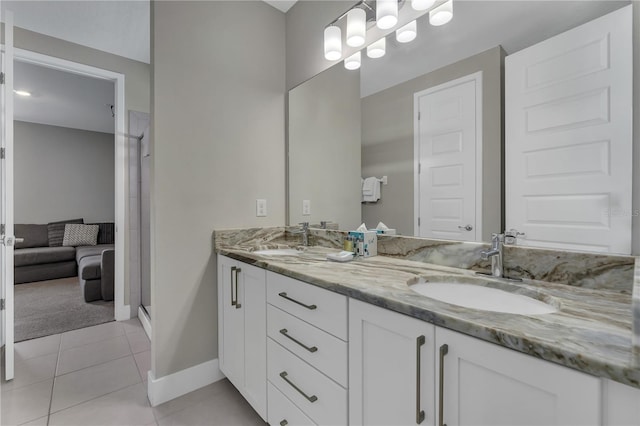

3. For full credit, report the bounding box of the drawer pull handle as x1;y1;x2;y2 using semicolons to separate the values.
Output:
280;328;318;353
279;371;318;403
278;292;317;310
280;421;288;426
231;266;241;309
439;344;449;426
416;335;425;424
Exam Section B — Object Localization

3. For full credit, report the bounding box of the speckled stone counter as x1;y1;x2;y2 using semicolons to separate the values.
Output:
213;227;640;389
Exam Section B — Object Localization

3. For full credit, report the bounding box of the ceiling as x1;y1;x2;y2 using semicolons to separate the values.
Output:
14;60;115;134
263;0;299;13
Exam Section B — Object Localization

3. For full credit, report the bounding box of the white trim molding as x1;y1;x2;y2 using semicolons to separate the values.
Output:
13;48;130;321
147;359;225;407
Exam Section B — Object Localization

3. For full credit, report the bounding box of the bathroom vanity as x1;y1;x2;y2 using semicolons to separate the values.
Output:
215;227;640;426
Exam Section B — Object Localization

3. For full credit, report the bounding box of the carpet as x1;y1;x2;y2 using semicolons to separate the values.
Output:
15;277;114;342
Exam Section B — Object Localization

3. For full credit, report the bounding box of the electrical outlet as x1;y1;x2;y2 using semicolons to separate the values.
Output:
256;199;267;217
302;200;311;216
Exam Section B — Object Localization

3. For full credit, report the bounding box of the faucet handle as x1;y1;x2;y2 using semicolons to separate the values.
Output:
504;229;525;245
299;222;309;229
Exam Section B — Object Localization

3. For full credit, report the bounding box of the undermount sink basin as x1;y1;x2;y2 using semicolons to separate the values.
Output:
252;248;301;256
408;276;558;315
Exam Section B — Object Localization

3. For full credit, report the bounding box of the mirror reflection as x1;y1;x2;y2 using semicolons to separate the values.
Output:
288;0;634;255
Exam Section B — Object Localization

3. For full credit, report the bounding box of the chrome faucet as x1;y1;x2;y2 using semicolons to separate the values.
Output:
480;229;525;279
481;233;504;278
289;222;310;246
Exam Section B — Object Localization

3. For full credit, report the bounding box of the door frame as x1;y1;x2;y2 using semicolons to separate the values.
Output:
13;48;129;321
413;71;483;240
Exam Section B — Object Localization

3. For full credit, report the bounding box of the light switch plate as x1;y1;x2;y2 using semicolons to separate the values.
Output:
302;200;311;216
256;199;267;217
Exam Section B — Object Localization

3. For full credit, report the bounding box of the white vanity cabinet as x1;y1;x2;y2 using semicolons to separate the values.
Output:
349;299;436;426
266;271;349;426
435;327;601;426
217;255;267;420
350;301;602;426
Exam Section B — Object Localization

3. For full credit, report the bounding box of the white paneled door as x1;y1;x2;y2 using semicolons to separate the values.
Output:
415;72;482;241
1;5;15;381
506;6;632;254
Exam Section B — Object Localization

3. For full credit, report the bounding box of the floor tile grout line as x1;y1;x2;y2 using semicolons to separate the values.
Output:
47;380;147;417
46;332;63;426
59;326;127;352
54;352;134;379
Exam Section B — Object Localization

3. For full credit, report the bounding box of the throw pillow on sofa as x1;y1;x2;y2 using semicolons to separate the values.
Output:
48;218;84;247
88;222;115;245
62;224;99;247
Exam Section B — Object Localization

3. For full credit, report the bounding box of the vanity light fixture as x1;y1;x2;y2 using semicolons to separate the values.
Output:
411;0;435;11
324;25;342;61
376;0;398;29
367;37;386;59
13;89;31;97
396;20;417;43
345;51;362;70
346;7;367;47
429;0;453;26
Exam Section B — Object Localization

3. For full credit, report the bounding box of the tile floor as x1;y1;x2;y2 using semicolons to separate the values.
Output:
2;319;265;426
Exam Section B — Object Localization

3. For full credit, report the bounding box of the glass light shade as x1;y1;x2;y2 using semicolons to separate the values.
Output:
367;37;386;59
346;8;366;47
429;0;453;26
324;25;342;61
396;20;417;43
376;0;398;30
411;0;435;11
344;51;362;70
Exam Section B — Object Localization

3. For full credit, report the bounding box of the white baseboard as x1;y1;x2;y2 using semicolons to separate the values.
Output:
115;304;131;321
137;306;151;340
147;358;225;407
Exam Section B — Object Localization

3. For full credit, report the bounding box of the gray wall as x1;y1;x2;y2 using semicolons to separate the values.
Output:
361;47;504;240
289;65;361;230
152;1;285;379
10;26;151;304
14;121;114;224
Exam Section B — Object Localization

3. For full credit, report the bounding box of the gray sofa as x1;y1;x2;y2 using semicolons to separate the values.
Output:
14;221;115;302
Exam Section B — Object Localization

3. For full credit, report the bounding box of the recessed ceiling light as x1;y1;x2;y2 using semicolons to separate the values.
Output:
14;90;31;97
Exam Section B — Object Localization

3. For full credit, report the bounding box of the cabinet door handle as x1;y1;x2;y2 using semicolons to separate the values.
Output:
279;371;318;403
280;328;318;353
416;335;426;424
278;292;317;310
231;266;241;309
439;344;449;426
280;421;288;426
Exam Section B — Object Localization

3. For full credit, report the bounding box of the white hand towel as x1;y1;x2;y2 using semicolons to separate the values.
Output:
362;177;380;202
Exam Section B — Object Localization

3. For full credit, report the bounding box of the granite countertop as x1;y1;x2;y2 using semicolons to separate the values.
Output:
217;244;640;389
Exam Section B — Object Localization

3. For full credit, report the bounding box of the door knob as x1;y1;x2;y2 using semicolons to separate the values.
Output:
458;225;473;232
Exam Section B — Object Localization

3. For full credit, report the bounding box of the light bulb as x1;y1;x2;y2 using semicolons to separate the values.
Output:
429;0;453;26
346;8;366;47
396;20;417;43
376;0;398;30
344;51;361;70
367;37;386;59
411;0;435;11
324;25;342;61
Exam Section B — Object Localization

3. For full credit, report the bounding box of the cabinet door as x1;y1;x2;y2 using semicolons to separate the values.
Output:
435;327;601;426
218;256;244;387
241;262;267;418
349;299;435;426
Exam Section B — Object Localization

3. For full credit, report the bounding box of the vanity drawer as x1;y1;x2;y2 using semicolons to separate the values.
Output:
268;382;316;426
266;271;347;340
267;304;348;387
268;338;347;426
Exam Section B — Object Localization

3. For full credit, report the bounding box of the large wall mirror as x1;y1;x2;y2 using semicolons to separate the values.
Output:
288;0;635;254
